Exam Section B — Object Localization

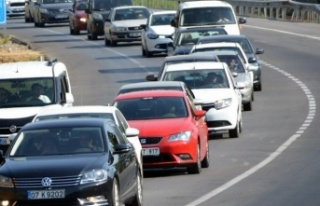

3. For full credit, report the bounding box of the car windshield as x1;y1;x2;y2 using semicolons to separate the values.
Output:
150;13;175;26
115;97;188;120
42;0;72;4
199;38;254;53
217;55;245;73
0;78;55;108
176;29;227;46
163;69;230;89
34;113;114;122
113;8;149;21
193;47;246;63
119;86;182;94
10;127;106;157
180;7;236;27
76;1;87;10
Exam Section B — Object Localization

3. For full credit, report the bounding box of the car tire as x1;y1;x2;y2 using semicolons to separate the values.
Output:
109;179;120;206
91;32;98;40
25;16;30;23
105;38;110;46
125;171;143;206
243;100;252;111
187;143;201;174
142;46;146;56
145;48;153;58
70;27;74;35
254;82;262;91
201;140;210;168
34;21;38;27
74;28;80;35
229;120;240;138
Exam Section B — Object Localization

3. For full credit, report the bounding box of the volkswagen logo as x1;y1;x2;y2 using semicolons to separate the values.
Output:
41;177;52;187
9;125;17;133
59;8;65;12
140;139;146;144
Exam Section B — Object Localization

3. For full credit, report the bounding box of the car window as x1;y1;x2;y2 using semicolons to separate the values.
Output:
115;110;128;135
150;13;175;26
176;29;227;46
193;47;246;63
217;55;245;73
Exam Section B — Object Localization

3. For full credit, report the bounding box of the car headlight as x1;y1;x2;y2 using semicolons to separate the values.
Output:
80;169;108;184
214;98;232;110
93;13;103;20
79;17;87;23
168;131;191;142
238;81;250;90
147;33;159;39
111;27;126;32
40;8;48;13
0;175;14;188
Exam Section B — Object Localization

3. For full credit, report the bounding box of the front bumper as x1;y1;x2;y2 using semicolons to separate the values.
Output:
41;12;69;24
145;36;172;53
110;30;142;42
6;5;25;16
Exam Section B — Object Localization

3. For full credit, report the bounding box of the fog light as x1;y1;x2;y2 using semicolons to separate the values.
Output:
1;200;9;206
78;195;107;205
179;154;191;160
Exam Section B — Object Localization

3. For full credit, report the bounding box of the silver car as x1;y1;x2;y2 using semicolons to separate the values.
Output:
104;5;150;46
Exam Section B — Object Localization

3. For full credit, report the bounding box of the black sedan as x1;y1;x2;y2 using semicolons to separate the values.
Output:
0;118;142;206
167;26;228;56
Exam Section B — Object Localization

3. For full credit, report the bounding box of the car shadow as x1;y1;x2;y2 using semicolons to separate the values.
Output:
143;168;187;178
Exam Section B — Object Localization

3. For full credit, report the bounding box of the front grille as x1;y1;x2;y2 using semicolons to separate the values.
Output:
11;2;25;6
155;43;168;49
16;200;79;206
201;103;215;111
0;116;35;135
13;175;81;189
206;121;231;128
128;26;141;31
139;137;162;145
143;154;173;163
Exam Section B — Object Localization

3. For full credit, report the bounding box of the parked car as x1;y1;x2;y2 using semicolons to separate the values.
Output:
32;105;143;171
68;0;88;35
193;50;254;111
6;0;25;18
167;26;227;56
197;34;265;91
86;0;132;40
157;61;243;138
104;5;150;46
24;0;37;22
140;10;176;57
113;90;209;174
0;118;142;206
33;0;73;27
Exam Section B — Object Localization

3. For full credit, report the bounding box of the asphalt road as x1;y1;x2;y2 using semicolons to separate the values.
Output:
1;16;320;206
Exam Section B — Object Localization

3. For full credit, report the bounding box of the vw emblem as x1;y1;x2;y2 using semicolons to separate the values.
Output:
41;177;52;187
140;139;146;144
9;125;17;133
59;8;64;12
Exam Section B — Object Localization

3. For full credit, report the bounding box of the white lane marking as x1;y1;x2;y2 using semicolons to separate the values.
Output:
185;61;316;206
42;28;148;71
244;25;320;40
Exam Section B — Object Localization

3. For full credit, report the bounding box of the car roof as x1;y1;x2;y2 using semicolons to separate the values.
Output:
179;0;232;9
151;10;176;15
119;81;184;90
35;105;118;117
164;54;219;63
192;50;239;56
0;61;67;79
22;118;109;131
115;90;186;100
165;62;225;72
194;42;242;49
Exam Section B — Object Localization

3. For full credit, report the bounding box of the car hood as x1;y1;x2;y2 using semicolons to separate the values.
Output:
173;45;193;55
41;3;72;10
234;73;249;83
192;88;235;102
113;19;147;28
150;26;174;35
0;105;64;119
128;118;190;137
0;154;107;178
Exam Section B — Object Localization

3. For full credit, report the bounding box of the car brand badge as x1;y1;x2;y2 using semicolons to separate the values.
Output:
41;177;52;187
9;125;17;133
134;27;139;30
59;8;64;12
140;139;146;144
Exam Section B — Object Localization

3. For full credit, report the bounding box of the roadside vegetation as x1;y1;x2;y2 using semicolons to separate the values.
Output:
0;34;43;63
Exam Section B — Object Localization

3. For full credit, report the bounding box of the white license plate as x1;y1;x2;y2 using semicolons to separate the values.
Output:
0;138;10;145
129;33;140;37
27;189;65;200
142;147;160;156
55;15;67;19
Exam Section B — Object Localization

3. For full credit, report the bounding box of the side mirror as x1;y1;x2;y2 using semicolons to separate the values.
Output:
194;110;206;119
113;144;131;154
255;48;264;54
65;93;74;104
238;17;246;24
140;24;146;30
232;71;238;77
125;127;139;138
248;57;257;63
170;18;177;27
236;82;245;90
145;74;157;81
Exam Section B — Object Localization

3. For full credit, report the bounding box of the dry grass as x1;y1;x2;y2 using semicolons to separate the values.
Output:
0;35;44;63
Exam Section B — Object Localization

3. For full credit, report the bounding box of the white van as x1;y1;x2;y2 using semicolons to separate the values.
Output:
171;0;246;35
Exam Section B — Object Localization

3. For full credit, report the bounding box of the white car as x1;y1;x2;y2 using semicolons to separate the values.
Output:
140;10;176;57
158;61;243;137
32;105;143;171
104;5;150;46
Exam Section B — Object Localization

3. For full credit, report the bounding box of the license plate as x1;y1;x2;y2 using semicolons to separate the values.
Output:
142;147;160;156
0;138;10;145
55;15;67;19
129;33;140;37
27;189;65;200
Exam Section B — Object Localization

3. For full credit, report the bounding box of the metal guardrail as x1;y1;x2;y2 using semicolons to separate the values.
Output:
133;0;320;23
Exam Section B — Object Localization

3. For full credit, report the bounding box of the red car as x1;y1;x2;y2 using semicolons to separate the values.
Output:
69;0;88;35
113;90;209;174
